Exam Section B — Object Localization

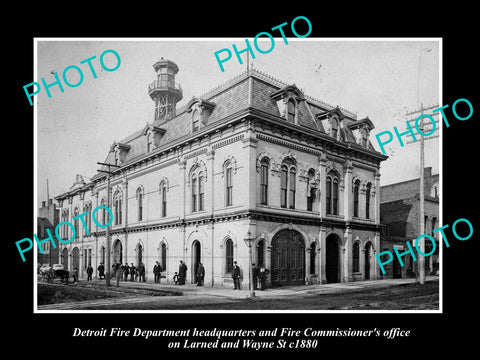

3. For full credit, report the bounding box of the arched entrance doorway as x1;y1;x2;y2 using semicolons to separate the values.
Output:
72;247;80;271
271;229;305;287
365;242;374;280
61;248;68;269
326;234;341;283
191;240;201;284
113;240;122;264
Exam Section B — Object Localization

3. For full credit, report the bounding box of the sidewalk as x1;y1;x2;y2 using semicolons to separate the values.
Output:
81;275;439;300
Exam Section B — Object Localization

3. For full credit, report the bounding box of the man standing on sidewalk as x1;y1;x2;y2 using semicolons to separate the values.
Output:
153;261;162;284
179;260;187;285
196;262;205;286
232;261;241;290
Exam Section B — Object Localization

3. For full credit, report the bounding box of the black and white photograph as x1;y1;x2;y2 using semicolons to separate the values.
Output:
8;8;478;354
33;39;441;312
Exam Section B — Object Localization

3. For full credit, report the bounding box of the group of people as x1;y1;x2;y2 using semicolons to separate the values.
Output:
91;260;269;290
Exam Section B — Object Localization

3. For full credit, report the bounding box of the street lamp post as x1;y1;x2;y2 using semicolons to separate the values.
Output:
244;231;255;299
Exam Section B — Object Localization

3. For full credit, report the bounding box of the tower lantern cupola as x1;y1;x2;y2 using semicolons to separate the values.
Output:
148;58;183;123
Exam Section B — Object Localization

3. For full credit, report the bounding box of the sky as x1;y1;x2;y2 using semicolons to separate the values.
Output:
35;38;440;207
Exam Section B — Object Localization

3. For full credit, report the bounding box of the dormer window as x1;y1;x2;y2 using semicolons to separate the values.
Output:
186;97;216;133
270;84;305;124
287;99;296;123
147;133;153;153
192;109;201;132
331;117;338;139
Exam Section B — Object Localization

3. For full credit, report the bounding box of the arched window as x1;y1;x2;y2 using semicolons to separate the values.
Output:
307;169;316;211
280;158;296;209
331;118;338;139
73;207;79;238
365;183;372;219
113;190;122;225
353;180;360;217
260;158;269;205
333;178;339;215
136;187;143;222
289;167;296;209
431;182;439;198
198;172;205;211
192;109;200;132
191;169;205;212
225;163;233;207
353;242;360;272
310;242;316;274
100;198;106;226
280;165;288;208
160;181;167;218
146;133;153;153
326;172;339;215
225;238;234;273
287;98;296;123
361;127;368;147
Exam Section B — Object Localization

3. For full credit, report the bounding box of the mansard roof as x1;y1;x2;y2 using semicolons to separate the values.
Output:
86;67;383;182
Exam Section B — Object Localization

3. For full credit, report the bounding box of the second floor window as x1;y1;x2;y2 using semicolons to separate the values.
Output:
225;166;233;206
160;182;167;218
191;171;205;212
260;159;269;205
137;188;143;221
326;173;339;215
366;183;371;219
353;180;360;217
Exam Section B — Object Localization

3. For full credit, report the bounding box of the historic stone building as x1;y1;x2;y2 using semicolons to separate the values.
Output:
54;58;388;288
380;167;440;278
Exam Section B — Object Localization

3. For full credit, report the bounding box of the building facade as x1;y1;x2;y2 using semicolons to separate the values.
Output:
37;199;60;266
54;59;388;288
379;167;440;278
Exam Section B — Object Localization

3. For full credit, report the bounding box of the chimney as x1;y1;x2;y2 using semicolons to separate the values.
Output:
49;198;53;205
42;201;46;207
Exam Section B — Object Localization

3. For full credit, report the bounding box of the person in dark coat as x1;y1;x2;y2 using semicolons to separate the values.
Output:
97;263;105;280
232;261;241;290
138;263;146;282
259;267;269;291
178;260;187;285
111;262;117;281
153;261;162;284
86;265;93;281
73;268;79;283
196;262;205;286
252;263;259;290
123;263;129;281
130;263;136;282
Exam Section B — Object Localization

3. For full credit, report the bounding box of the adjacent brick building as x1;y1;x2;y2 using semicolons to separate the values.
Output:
37;199;60;266
380;167;439;278
54;58;388;288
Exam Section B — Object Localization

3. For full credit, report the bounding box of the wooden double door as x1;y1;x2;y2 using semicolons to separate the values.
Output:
271;229;305;287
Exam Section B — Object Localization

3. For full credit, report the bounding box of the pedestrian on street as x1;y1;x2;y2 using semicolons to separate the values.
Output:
98;262;105;280
111;262;117;282
232;261;241;290
196;262;205;286
73;268;79;283
130;263;136;282
153;261;162;284
259;267;268;291
115;262;122;287
179;260;187;285
173;272;179;285
86;265;93;281
123;263;129;281
138;262;146;282
252;263;259;290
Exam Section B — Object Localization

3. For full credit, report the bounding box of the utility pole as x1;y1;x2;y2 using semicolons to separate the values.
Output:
97;162;120;286
418;103;426;285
